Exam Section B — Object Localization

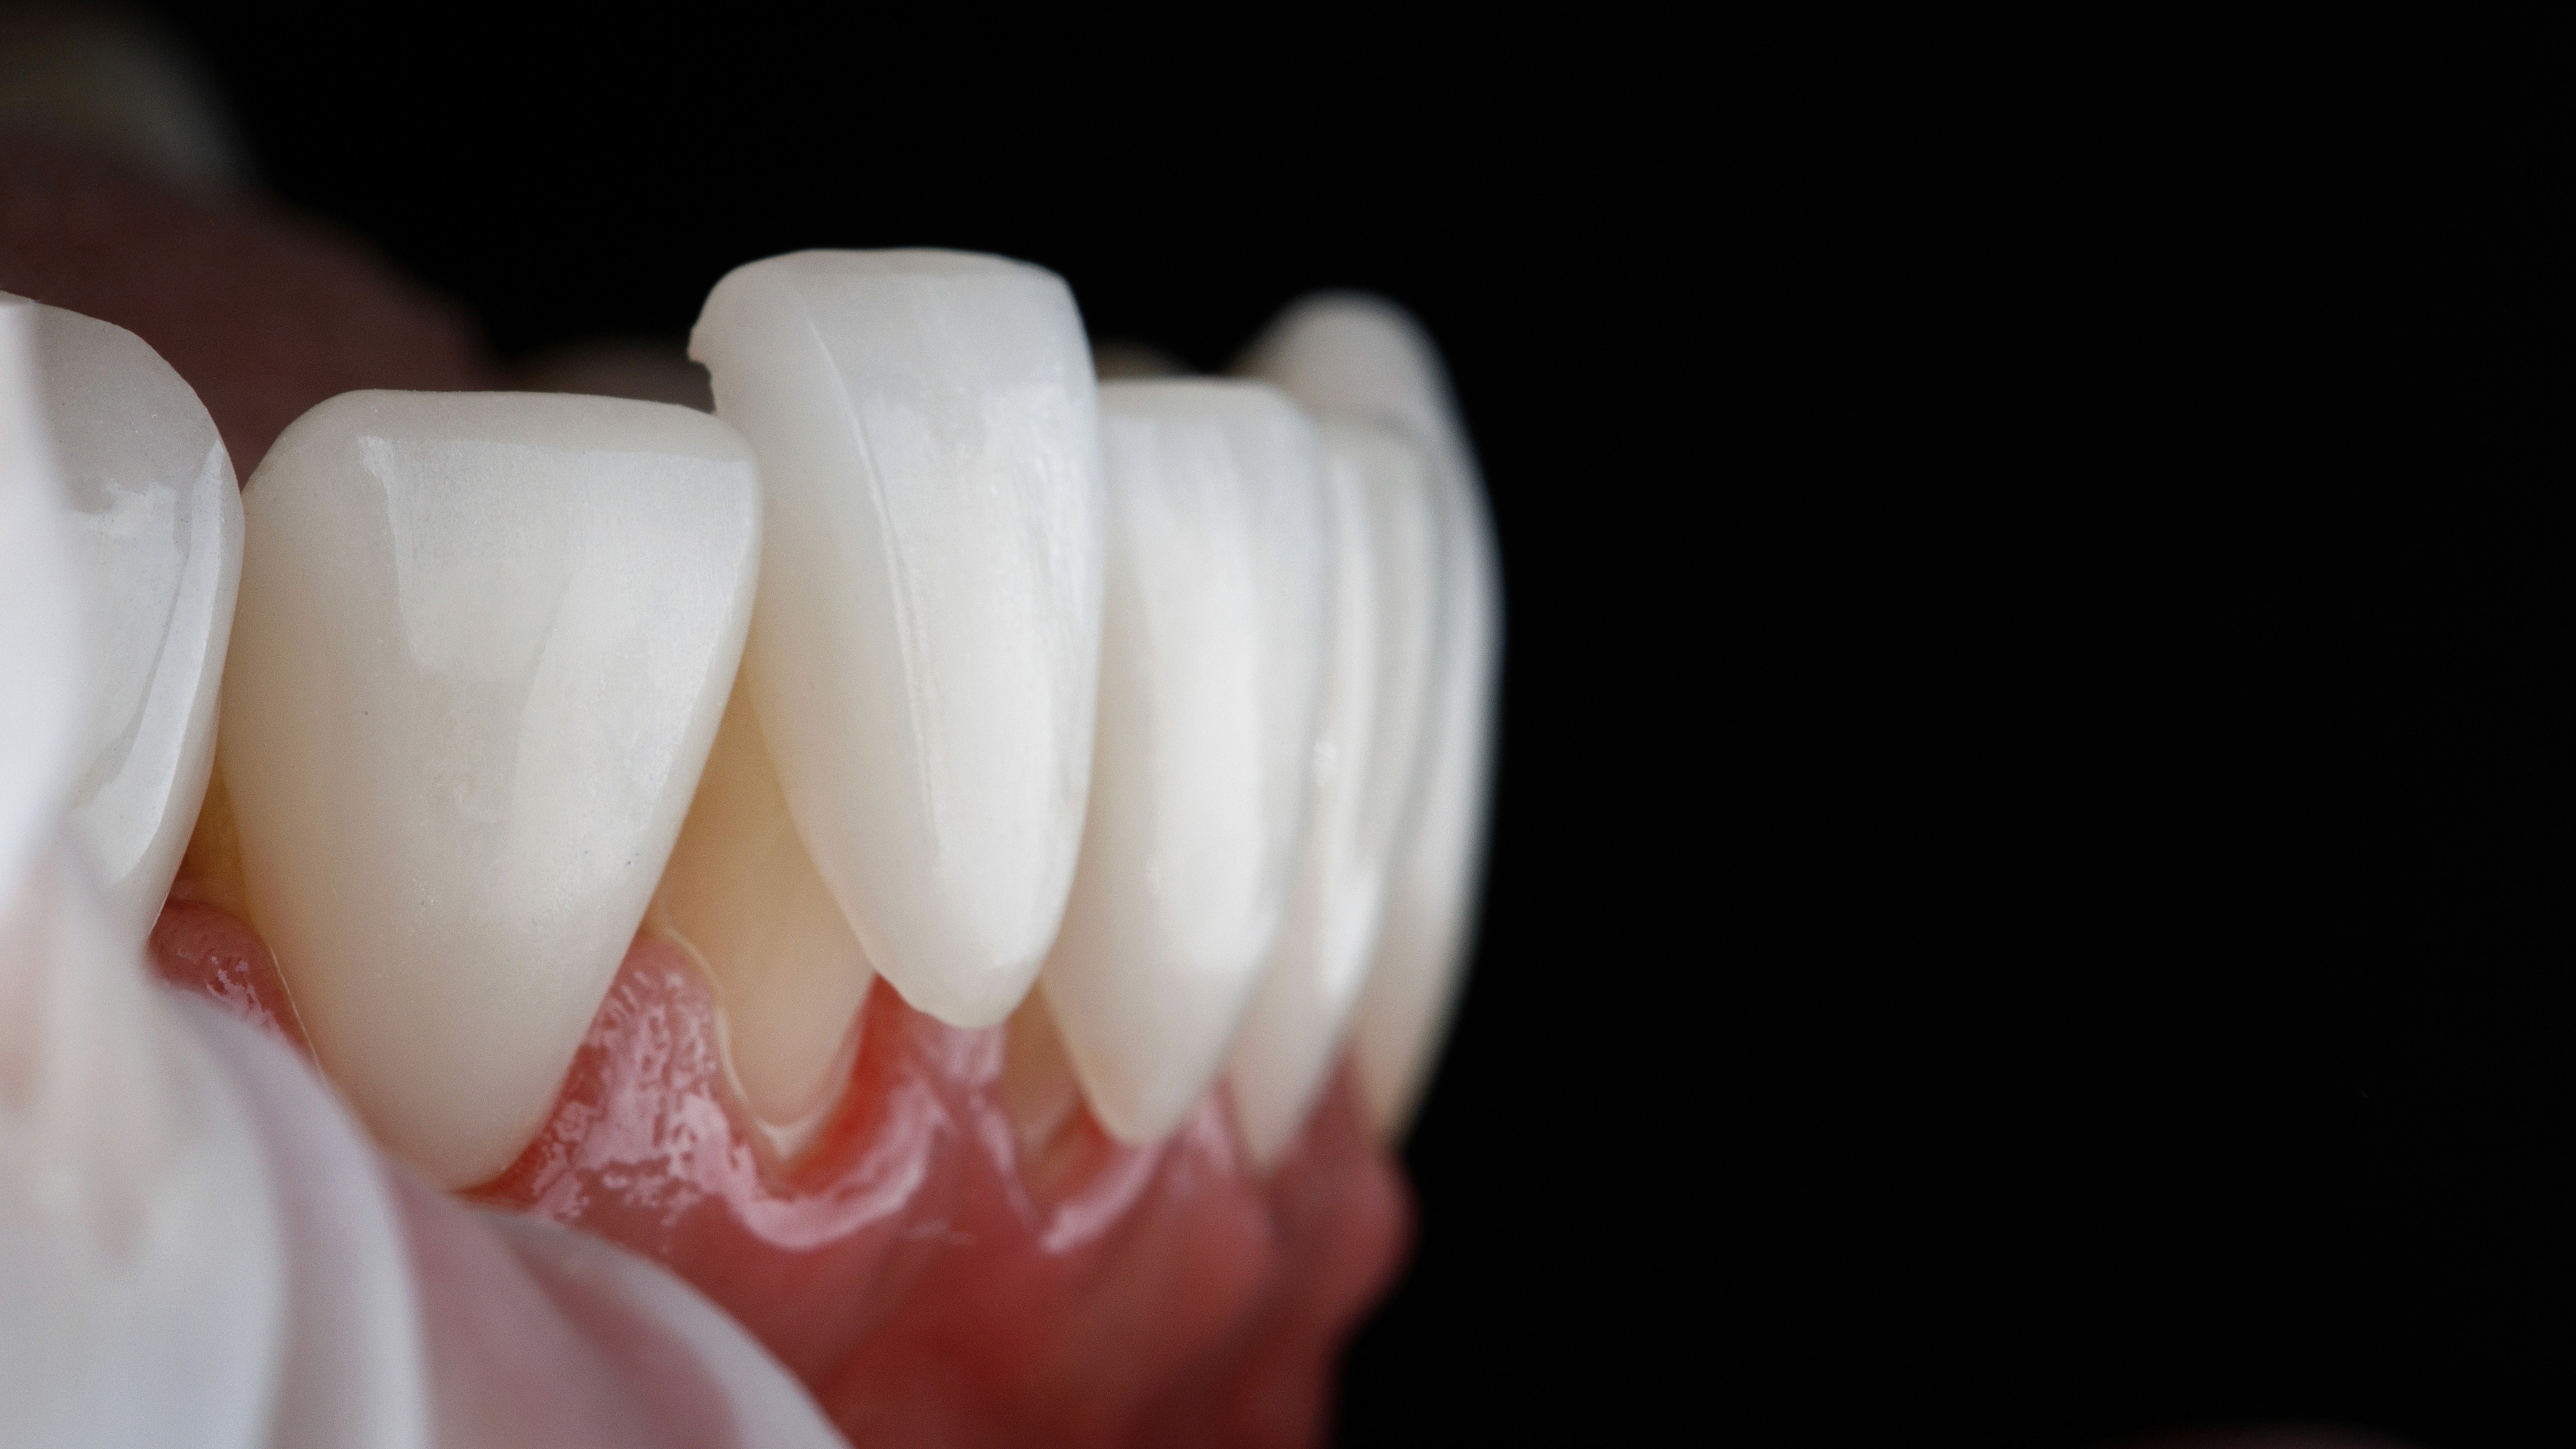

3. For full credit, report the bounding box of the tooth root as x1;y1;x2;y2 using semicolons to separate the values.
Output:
1226;421;1443;1167
3;294;243;941
1238;295;1503;1138
1041;381;1335;1144
691;250;1108;1030
651;681;873;1136
219;390;761;1188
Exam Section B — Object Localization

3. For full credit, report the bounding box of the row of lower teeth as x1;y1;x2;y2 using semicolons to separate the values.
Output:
1;250;1499;1190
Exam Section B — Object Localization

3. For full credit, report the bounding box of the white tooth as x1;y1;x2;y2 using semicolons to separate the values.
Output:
2;294;242;940
5;305;288;1449
0;299;83;907
1041;381;1334;1144
2;847;292;1449
650;682;873;1143
481;1214;846;1449
1239;295;1503;1138
179;999;431;1449
1225;421;1442;1166
219;390;760;1188
690;250;1107;1029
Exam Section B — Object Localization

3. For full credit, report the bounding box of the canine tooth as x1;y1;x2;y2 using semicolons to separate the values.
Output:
2;294;242;939
219;390;760;1188
1225;421;1442;1166
650;683;873;1138
1041;381;1334;1144
1239;295;1503;1137
691;250;1106;1029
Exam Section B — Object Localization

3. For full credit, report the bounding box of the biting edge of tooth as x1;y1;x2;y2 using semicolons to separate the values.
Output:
2;293;243;942
1040;380;1335;1145
219;389;761;1189
691;249;1108;1031
1226;420;1444;1167
649;681;874;1151
1239;294;1503;1139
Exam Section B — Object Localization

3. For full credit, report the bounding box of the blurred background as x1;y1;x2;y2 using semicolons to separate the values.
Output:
3;8;2538;1446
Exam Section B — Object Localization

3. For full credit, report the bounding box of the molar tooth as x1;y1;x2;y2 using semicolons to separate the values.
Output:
1239;295;1503;1138
650;682;873;1142
690;250;1107;1029
219;390;760;1188
1041;381;1334;1144
3;294;243;940
1225;421;1443;1167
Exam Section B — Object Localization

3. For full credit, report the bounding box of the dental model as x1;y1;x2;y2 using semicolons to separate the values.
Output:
0;239;1500;1445
1239;296;1506;1136
1;297;844;1448
0;291;239;941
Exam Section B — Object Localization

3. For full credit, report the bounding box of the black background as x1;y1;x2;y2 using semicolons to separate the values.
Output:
133;12;2552;1446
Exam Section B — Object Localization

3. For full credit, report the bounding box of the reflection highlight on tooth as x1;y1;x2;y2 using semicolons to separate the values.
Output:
219;389;761;1188
0;299;82;904
1042;380;1335;1145
692;250;1108;1032
1227;420;1443;1167
4;293;242;941
1240;294;1503;1137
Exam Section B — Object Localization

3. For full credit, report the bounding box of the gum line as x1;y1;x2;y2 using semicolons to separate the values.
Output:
149;900;1411;1447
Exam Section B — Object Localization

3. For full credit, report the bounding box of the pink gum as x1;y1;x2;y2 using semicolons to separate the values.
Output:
153;908;1413;1448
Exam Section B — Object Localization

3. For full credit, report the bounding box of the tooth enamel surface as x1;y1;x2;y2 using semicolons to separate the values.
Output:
219;390;760;1188
691;250;1106;1030
1239;295;1503;1137
1226;421;1442;1166
651;682;873;1135
1041;381;1334;1144
2;295;242;940
0;301;80;902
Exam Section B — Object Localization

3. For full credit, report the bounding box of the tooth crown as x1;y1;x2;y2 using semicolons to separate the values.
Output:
2;295;242;940
692;250;1107;1029
1239;295;1504;1138
0;301;82;906
1043;380;1334;1144
650;681;874;1138
222;389;762;1188
1227;420;1444;1166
